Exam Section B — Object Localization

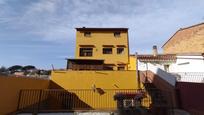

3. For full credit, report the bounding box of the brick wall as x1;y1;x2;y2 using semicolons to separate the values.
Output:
163;24;204;54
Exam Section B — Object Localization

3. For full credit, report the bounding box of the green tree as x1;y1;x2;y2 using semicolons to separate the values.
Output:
8;65;23;73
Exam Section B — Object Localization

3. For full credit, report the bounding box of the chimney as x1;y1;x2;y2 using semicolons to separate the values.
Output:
152;45;158;56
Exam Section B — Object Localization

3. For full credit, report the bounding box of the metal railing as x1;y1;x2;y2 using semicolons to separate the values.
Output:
17;89;174;114
172;72;204;83
69;64;104;70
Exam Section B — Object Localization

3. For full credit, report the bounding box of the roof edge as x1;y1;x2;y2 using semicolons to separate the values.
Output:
162;22;204;48
75;27;128;31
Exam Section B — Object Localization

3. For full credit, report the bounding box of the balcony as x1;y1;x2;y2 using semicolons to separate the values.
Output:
67;59;104;70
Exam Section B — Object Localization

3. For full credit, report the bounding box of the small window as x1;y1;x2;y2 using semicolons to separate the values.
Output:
103;48;112;54
114;32;121;37
118;66;125;70
117;48;124;54
84;32;91;37
104;66;113;70
79;48;93;56
164;65;169;72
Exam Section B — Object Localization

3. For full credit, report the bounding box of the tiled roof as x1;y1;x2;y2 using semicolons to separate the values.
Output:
137;54;176;62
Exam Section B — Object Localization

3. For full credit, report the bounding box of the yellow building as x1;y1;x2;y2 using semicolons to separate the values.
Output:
74;28;130;70
51;27;139;110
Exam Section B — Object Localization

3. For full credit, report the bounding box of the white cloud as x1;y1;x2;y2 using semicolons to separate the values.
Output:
1;0;204;52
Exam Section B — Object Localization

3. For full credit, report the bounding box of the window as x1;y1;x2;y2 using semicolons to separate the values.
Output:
164;65;169;72
123;99;135;108
118;66;125;70
114;32;121;37
103;48;112;54
117;47;124;54
79;48;93;56
104;66;113;70
84;32;91;37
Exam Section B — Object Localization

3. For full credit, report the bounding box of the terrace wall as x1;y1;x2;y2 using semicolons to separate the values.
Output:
0;75;49;115
51;70;138;109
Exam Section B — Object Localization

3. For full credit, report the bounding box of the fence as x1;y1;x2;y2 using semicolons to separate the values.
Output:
17;89;174;114
173;72;204;83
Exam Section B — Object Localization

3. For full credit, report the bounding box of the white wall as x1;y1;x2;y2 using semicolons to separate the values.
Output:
138;55;204;83
138;61;165;71
138;60;176;86
169;55;204;73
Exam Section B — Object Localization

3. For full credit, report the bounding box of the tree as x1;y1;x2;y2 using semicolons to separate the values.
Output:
8;65;23;73
22;65;36;71
0;66;7;73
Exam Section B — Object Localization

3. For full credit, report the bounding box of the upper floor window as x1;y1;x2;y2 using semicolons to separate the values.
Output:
117;47;124;54
84;32;91;37
79;48;93;56
114;32;121;38
103;48;112;54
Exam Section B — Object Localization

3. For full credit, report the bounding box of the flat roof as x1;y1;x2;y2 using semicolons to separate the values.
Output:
75;27;128;31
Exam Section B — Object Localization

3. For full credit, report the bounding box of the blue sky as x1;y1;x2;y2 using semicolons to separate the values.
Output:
0;0;204;69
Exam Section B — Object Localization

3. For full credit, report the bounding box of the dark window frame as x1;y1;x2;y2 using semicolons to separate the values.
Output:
117;47;124;54
84;32;91;37
114;32;121;38
79;48;93;57
117;66;125;70
103;48;113;54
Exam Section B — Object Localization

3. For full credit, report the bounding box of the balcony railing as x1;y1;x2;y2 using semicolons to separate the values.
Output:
69;64;104;70
172;72;204;83
16;89;174;114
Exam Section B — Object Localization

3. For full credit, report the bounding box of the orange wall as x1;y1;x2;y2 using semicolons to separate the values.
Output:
51;70;137;90
51;70;138;109
0;76;49;115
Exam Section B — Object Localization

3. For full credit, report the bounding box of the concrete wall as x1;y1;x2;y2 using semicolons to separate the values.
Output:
51;70;137;90
138;61;176;86
0;76;49;115
169;55;204;73
51;70;138;109
163;23;204;54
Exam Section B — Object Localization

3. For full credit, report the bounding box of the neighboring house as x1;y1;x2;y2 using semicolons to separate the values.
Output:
162;22;204;54
137;52;204;83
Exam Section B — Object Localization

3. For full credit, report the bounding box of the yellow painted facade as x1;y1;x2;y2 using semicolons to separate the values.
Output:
128;55;136;70
51;71;145;109
51;70;137;89
0;76;49;115
75;28;129;70
50;28;138;109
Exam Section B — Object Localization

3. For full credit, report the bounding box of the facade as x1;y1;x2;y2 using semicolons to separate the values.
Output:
75;28;130;70
162;22;204;54
137;53;204;83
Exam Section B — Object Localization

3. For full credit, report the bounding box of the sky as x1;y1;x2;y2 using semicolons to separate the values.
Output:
0;0;204;69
